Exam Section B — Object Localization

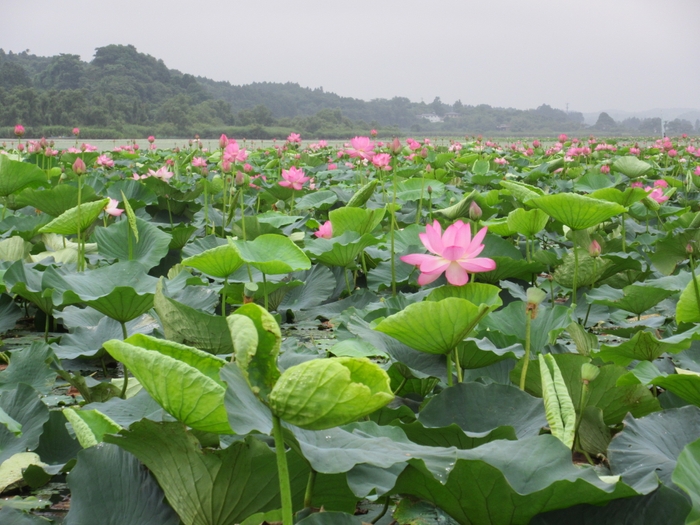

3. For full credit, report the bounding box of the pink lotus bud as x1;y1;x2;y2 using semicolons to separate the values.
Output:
72;158;87;175
17;143;25;152
14;124;25;137
222;160;232;173
420;147;428;158
559;134;568;143
687;243;694;255
370;129;378;137
589;240;601;257
72;127;80;136
532;140;541;148
243;163;252;173
40;137;48;148
147;135;155;144
219;134;229;149
390;137;402;155
600;165;610;174
469;201;482;221
235;171;246;186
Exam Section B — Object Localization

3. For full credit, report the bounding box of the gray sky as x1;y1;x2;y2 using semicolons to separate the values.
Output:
2;0;699;114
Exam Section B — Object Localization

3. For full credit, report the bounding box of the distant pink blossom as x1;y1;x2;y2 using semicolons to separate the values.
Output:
279;166;309;190
72;128;80;136
97;154;114;168
532;140;541;148
494;157;509;166
406;138;421;151
82;143;98;152
315;221;333;239
370;129;378;137
630;147;640;155
104;198;124;217
654;179;668;188
400;220;496;286
630;181;644;188
148;135;155;144
147;166;174;181
287;133;301;144
14;124;25;137
327;163;337;170
600;165;610;174
223;140;248;163
372;153;392;170
192;157;207;167
67;147;81;153
668;149;678;157
558;134;568;143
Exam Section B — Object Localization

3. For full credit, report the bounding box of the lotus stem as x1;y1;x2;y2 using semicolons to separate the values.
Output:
689;254;700;321
272;415;294;525
120;321;129;399
371;497;391;524
453;347;463;383
77;175;83;272
303;468;316;509
621;213;627;253
262;273;269;311
446;353;453;387
519;307;533;391
416;173;425;224
572;244;579;309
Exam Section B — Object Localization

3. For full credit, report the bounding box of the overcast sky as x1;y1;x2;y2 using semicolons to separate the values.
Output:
2;0;699;114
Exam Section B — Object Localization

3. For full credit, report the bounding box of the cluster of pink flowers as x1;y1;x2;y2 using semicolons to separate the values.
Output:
448;141;463;152
493;157;509;166
631;180;669;204
113;144;140;153
191;157;207;168
629;147;641;155
545;142;563;156
566;146;592;157
287;133;302;144
133;166;173;182
594;143;617;152
308;140;328;150
96;154;114;168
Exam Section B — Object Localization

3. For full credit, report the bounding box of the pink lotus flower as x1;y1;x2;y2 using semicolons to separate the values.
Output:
630;181;644;188
315;221;332;238
370;129;378;137
223;140;248;163
589;240;601;257
694;166;700;176
14;124;25;137
72;158;87;175
347;136;375;160
147;166;174;181
647;187;668;204
327;163;338;170
104;198;124;217
654;179;668;188
600;165;611;174
400;220;496;286
559;134;568;143
372;153;391;170
192;157;207;167
279;166;309;190
147;135;155;144
287;133;301;144
72;128;80;136
97;154;114;168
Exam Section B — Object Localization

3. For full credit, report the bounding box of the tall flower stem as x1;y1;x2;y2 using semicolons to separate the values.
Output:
76;176;83;272
390;159;398;297
272;415;294;525
446;354;453;387
519;306;533;391
303;468;317;509
453;348;463;383
621;214;627;253
689;254;700;318
119;321;129;399
572;244;579;309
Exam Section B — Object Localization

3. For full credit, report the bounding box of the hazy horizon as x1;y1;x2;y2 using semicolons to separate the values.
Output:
2;0;699;115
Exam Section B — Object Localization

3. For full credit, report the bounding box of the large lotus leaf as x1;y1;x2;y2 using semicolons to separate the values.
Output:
82;389;168;430
64;443;180;525
529;193;626;230
652;373;700;407
676;275;700;324
105;420;308;525
456;337;523;369
386;362;440;397
45;261;157;322
531;485;690;525
181;243;245;279
479;256;546;284
278;265;336;311
0;385;49;464
330;206;386;236
38;198;110;235
554;249;612;289
482;301;572;354
396;178;445;201
154;279;233;354
392;435;640;525
305;231;379;268
0;156;47;197
435;190;479;220
0;342;56;395
590;187;649;207
294;189;337;210
0;236;30;262
673;437;700;524
295;512;361;525
513;355;660;426
499;180;544;204
269;357;393;430
63;408;122;448
426;283;502;312
613;156;652;178
0;214;51;243
227;303;281;400
418;382;546;438
103;336;231;434
608;406;700;493
596;330;694;366
587;284;675;316
0;293;23;334
31;233;98;265
507;208;550;238
0;507;61;524
105;178;158;206
93;217;172;271
375;298;490;355
230;234;311;275
16;184;98;217
220;363;273;435
3;262;54;314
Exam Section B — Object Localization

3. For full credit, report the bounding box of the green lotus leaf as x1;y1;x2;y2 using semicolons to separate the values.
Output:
3;262;54;314
103;335;231;434
93;216;172;271
181;243;245;279
44;261;157;323
426;283;503;312
228;303;281;400
539;354;576;449
435;189;479;220
329;206;385;236
652;374;700;407
613;156;652;178
106;178;158;205
230;234;311;275
590;187;649;207
16;184;98;217
346;179;378;208
396;178;445;201
673;436;700;524
65;443;180;525
269;357;393;430
586;284;675;316
0;155;47;197
507;208;550;238
529;193;626;230
456;337;523;369
0;384;49;464
478;257;545;284
596;330;693;366
154;279;233;354
0;342;56;395
499;180;545;204
105;420;308;525
62;408;121;448
305;231;379;268
38;198;110;235
677;275;700;324
374;298;490;355
294;190;338;210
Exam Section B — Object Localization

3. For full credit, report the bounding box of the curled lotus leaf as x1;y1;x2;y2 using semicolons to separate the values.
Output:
269;357;393;430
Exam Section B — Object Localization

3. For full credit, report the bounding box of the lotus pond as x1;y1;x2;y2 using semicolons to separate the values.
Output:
1;133;700;524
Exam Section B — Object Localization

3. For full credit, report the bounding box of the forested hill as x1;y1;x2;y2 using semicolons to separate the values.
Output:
1;44;693;138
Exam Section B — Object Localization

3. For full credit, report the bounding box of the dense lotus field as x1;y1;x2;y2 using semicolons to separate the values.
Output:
2;129;700;524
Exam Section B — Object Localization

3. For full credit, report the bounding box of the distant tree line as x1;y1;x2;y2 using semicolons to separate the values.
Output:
1;45;696;139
